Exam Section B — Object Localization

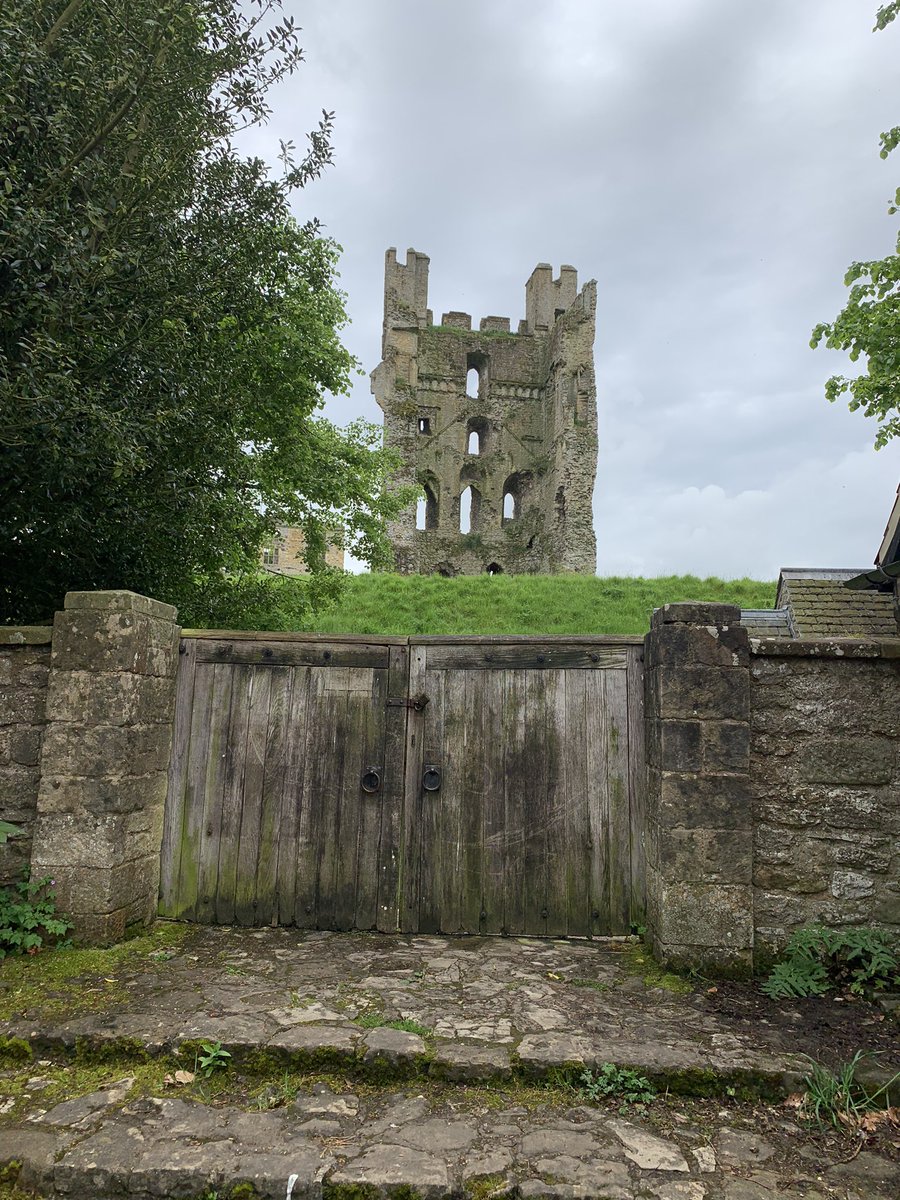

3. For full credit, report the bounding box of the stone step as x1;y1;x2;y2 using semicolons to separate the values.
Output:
2;1078;899;1200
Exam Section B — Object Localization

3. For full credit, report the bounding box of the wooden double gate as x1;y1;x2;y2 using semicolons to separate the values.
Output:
159;634;646;937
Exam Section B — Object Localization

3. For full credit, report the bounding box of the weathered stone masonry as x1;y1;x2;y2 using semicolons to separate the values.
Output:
27;591;180;943
0;628;51;885
372;249;598;576
644;603;900;974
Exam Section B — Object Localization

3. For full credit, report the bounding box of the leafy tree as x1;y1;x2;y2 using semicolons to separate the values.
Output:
0;0;402;627
810;3;900;448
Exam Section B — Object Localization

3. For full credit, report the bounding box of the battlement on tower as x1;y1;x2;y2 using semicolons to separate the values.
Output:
372;250;598;576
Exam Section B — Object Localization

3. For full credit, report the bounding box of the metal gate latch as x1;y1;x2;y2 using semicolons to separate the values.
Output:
386;693;429;712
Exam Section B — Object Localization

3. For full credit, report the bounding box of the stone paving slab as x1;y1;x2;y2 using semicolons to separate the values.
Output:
3;927;848;1094
1;1081;897;1200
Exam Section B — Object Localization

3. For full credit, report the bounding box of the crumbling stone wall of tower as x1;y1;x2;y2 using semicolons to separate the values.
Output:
371;249;598;576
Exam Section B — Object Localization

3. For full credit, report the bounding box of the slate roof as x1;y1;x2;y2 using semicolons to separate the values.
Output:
739;609;793;638
774;569;898;638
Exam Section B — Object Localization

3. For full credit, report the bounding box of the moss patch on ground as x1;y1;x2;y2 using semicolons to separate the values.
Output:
0;921;195;1023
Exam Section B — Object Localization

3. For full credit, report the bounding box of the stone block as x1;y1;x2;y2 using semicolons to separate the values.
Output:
40;722;172;778
647;867;753;949
656;666;749;721
51;610;152;675
0;763;42;812
657;721;702;772
655;827;752;884
657;772;752;829
0;688;46;726
651;602;741;628
45;671;175;726
0;726;42;767
68;907;130;946
653;941;753;978
30;812;161;869
797;737;895;785
702;722;750;773
646;623;749;670
36;859;154;916
63;590;177;623
36;771;169;816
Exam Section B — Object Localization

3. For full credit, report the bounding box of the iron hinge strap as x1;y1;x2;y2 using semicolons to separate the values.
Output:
386;693;429;712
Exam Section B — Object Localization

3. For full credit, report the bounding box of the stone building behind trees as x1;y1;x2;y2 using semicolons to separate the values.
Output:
371;248;598;576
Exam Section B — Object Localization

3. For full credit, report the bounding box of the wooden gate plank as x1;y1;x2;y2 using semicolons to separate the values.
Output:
586;667;609;936
310;668;353;930
274;665;312;925
627;646;647;924
212;665;253;925
458;669;486;933
543;670;569;937
378;644;409;932
562;669;590;937
159;640;197;917
254;666;293;925
438;668;467;932
185;661;232;923
604;670;632;934
232;669;273;926
400;645;428;932
501;668;527;935
523;669;550;938
480;668;506;935
355;667;387;930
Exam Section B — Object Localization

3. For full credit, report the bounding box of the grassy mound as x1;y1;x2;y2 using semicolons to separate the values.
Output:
298;574;776;637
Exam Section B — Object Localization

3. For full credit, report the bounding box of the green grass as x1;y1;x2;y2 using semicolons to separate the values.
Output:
297;574;776;637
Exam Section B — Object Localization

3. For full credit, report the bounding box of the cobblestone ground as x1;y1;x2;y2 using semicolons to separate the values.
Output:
1;926;897;1198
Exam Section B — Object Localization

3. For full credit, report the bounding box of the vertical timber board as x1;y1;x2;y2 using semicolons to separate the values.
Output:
190;662;234;923
274;665;312;924
254;666;293;925
159;640;197;917
523;669;550;937
563;669;591;937
604;669;632;934
480;667;506;935
626;646;647;924
400;643;429;931
309;667;353;931
459;669;487;933
585;668;610;936
233;669;273;925
544;670;569;937
377;643;409;932
501;668;527;935
438;667;467;932
213;665;254;925
332;666;380;930
355;665;389;931
294;667;330;927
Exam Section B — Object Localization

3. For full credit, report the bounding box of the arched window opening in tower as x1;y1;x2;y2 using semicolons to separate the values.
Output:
417;415;431;434
502;471;532;524
468;430;480;455
466;416;488;457
466;367;479;399
416;478;439;531
503;492;515;521
459;485;481;534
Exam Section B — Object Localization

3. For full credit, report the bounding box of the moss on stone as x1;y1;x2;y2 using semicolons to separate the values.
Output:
623;944;693;995
464;1175;508;1200
0;1037;32;1065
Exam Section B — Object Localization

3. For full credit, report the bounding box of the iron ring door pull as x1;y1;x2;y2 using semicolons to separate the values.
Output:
361;767;381;794
422;765;442;792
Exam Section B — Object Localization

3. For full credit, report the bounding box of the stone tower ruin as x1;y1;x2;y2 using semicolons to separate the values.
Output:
371;249;598;576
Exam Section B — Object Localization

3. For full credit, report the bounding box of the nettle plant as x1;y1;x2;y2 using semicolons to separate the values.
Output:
762;926;899;1000
0;872;72;958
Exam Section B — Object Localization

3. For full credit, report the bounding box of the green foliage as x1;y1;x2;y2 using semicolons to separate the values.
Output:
810;7;900;447
296;573;776;636
577;1064;656;1112
762;925;899;999
0;0;405;627
196;1040;232;1078
0;873;71;958
353;1014;431;1035
0;821;23;845
801;1051;899;1130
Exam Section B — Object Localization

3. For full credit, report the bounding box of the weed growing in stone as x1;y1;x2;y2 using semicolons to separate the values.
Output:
577;1064;656;1113
763;926;899;999
0;873;71;958
197;1041;232;1078
353;1013;431;1036
800;1051;899;1131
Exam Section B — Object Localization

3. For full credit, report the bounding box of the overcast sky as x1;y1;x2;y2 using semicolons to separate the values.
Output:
244;0;900;579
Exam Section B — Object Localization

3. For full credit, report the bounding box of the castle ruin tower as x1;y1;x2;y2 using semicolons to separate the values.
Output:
371;249;598;575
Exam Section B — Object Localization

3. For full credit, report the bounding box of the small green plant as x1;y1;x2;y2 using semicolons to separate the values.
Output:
353;1013;431;1036
196;1041;232;1078
800;1051;900;1131
762;926;899;999
0;821;24;844
577;1064;656;1112
0;872;72;958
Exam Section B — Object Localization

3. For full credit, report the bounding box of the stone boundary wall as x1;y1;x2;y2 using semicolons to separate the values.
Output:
750;637;899;960
0;629;52;885
644;603;900;975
